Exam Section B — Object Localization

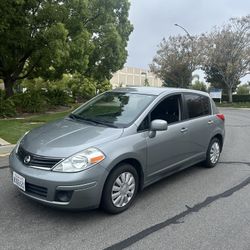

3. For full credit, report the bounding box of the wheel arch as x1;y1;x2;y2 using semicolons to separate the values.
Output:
104;157;145;192
212;133;223;151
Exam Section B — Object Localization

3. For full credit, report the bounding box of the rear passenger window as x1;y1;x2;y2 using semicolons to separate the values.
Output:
184;94;211;119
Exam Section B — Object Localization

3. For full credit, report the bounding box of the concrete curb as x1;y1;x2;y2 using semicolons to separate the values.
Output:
219;107;250;111
0;137;15;156
0;145;15;156
0;138;10;146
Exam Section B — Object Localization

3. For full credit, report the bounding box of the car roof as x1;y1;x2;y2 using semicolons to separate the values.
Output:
111;86;210;97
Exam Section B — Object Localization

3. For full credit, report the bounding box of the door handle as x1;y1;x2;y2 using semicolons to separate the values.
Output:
180;128;188;133
208;120;214;124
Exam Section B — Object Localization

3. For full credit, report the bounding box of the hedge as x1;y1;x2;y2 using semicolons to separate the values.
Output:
214;94;250;102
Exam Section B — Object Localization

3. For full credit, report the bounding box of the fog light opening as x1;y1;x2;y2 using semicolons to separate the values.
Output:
55;191;73;202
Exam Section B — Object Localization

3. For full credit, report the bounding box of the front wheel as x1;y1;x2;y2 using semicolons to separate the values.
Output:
101;164;139;214
204;138;221;168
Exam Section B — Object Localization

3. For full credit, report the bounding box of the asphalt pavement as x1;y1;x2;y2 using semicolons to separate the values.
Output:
1;108;250;250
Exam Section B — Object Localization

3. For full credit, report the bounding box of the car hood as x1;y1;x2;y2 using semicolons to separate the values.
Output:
20;118;124;158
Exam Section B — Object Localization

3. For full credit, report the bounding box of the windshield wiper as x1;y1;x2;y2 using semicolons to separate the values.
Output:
68;113;77;120
94;120;118;128
82;117;118;128
69;113;87;121
69;114;118;128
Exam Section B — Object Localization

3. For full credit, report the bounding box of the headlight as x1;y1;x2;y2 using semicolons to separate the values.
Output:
15;131;29;154
52;148;105;173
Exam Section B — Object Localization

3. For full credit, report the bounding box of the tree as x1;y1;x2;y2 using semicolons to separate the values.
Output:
0;0;133;97
203;66;239;94
144;78;150;86
150;35;200;88
85;0;133;81
204;66;226;90
200;15;250;102
190;80;207;92
237;84;250;95
96;79;112;93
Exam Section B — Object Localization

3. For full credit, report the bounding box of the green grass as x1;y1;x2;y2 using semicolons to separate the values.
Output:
216;102;250;108
0;109;73;144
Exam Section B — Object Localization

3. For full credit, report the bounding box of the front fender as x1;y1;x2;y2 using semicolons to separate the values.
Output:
97;132;147;179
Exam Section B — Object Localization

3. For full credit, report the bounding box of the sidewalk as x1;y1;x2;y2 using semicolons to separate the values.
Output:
0;138;15;157
0;155;9;168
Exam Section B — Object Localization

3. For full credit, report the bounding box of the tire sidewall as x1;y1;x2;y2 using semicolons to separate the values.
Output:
205;138;221;168
102;164;139;214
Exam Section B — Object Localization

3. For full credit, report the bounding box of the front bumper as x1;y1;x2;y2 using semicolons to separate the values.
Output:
9;151;109;210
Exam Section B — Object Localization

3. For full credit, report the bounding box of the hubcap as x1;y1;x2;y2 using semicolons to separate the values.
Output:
111;172;135;208
210;142;220;164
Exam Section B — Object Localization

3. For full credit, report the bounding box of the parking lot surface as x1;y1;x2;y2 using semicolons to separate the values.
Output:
1;108;250;250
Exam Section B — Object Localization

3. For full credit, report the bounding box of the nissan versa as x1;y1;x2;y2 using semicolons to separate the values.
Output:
9;87;225;213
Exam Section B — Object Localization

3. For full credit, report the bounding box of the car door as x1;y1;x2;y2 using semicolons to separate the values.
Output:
182;93;214;157
144;94;194;180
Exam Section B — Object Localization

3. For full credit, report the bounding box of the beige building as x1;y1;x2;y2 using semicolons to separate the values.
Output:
0;67;163;91
110;66;163;88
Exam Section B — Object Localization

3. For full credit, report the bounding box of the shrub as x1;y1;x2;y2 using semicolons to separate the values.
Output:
96;79;112;93
237;84;250;95
190;80;207;92
232;95;250;102
45;88;71;106
10;90;48;113
215;94;250;103
68;77;96;102
0;90;16;117
21;77;49;91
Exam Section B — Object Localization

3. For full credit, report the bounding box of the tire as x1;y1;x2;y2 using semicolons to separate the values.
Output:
101;164;139;214
204;137;221;168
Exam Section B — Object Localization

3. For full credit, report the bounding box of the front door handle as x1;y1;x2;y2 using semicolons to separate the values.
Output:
180;128;188;133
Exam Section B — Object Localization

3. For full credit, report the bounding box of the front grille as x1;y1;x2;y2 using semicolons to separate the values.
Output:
17;146;62;169
26;182;48;198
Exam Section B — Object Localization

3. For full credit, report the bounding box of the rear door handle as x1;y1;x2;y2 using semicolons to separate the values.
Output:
180;128;188;133
208;120;214;124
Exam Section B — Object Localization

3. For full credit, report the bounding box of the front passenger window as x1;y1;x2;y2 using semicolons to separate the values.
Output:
150;95;181;124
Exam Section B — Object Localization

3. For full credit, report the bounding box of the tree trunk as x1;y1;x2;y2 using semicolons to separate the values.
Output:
228;87;233;103
3;78;14;97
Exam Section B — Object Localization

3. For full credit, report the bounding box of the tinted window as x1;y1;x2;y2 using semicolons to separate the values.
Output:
184;94;211;119
211;99;219;114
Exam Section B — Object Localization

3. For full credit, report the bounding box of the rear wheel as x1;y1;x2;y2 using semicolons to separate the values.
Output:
204;138;221;168
101;164;139;214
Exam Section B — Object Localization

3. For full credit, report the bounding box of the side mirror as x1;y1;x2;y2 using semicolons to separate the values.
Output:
149;119;168;138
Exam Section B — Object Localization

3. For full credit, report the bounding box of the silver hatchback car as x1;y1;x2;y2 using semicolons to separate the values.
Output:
9;87;225;213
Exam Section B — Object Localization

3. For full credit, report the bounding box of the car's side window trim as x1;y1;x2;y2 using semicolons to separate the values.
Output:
178;97;182;121
137;114;150;132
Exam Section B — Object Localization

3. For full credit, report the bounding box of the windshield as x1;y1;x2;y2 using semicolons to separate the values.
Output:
71;92;156;128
